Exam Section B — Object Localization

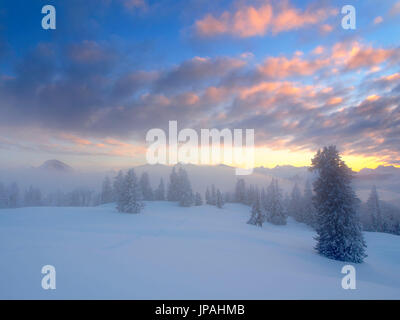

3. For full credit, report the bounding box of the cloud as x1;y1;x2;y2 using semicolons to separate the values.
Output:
312;46;325;55
153;56;246;93
327;97;343;105
319;24;333;33
390;1;400;15
257;55;330;78
193;0;337;38
374;16;383;25
1;36;400;166
121;0;148;11
195;3;272;37
345;47;398;70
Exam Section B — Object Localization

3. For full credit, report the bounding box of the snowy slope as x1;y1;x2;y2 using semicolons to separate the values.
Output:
0;202;399;299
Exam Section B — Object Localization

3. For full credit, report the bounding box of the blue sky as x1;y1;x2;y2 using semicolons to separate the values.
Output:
0;0;400;170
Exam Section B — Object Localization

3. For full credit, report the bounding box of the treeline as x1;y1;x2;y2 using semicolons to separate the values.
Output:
234;175;400;236
0;182;99;208
359;186;400;235
102;165;201;213
237;146;398;263
243;146;367;263
234;178;315;228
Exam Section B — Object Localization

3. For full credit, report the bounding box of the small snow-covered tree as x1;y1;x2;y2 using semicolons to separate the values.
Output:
289;183;303;221
155;178;165;201
114;170;125;212
140;172;154;201
210;184;217;206
366;185;382;232
235;179;246;204
311;146;367;263
0;182;7;208
7;182;19;208
216;189;224;208
205;187;211;205
195;192;203;206
178;167;194;207
265;179;286;225
260;187;267;213
101;176;114;204
167;167;180;201
248;188;263;227
122;169;144;213
245;185;257;206
302;180;317;228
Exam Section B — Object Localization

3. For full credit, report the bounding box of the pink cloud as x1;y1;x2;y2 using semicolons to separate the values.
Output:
69;40;110;64
258;55;330;78
390;1;400;15
346;47;396;70
194;0;337;38
59;133;92;146
373;16;383;25
122;0;147;10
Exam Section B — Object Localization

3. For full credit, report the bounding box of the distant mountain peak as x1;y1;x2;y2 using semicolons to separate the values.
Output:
359;165;400;175
39;159;73;173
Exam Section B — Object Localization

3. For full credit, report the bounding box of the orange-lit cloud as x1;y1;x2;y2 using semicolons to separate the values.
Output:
320;24;333;33
312;46;325;55
59;134;92;146
381;73;400;82
327;97;343;105
346;47;396;70
366;95;380;102
194;0;337;37
258;55;330;78
254;41;400;80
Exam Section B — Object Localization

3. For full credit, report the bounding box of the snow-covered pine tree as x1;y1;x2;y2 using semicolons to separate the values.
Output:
7;182;19;208
260;187;267;213
178;167;194;207
155;178;165;201
282;192;290;215
123;169;144;213
101;176;114;204
114;170;125;212
366;185;382;232
140;172;154;201
289;182;303;222
245;185;256;206
0;182;7;208
311;146;367;263
235;179;246;204
205;187;211;205
210;184;217;206
216;189;224;208
265;179;286;225
167;166;180;201
248;188;263;226
195;192;203;206
302;180;317;228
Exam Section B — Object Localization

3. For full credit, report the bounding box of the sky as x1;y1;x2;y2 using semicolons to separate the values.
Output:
0;0;399;171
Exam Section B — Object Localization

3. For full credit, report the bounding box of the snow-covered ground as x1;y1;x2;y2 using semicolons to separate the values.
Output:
0;202;399;299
